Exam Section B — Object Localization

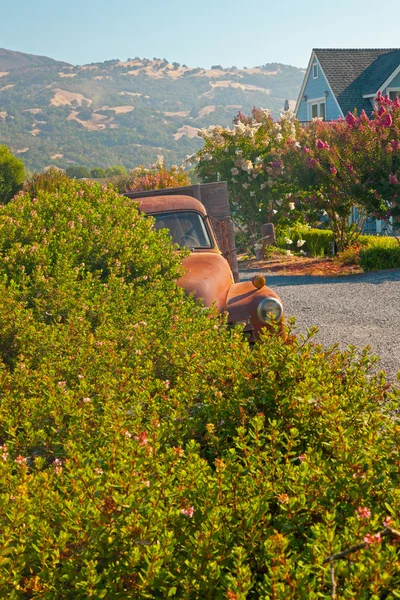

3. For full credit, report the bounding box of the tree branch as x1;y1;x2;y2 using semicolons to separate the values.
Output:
323;526;400;565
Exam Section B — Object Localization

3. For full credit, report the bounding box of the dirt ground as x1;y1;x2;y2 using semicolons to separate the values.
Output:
239;254;363;277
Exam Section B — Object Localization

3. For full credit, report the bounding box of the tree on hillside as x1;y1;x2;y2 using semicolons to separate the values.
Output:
0;145;25;204
66;166;91;179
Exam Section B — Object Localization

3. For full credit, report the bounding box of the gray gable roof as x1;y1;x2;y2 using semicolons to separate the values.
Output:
314;49;400;115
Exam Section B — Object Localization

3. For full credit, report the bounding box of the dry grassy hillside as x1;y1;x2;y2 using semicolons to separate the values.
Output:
0;50;304;171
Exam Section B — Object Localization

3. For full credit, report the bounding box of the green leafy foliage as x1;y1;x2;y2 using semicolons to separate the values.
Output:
277;225;334;257
359;236;400;270
0;178;399;596
0;144;25;204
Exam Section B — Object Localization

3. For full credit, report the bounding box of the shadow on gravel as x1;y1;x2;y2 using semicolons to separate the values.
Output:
239;269;400;287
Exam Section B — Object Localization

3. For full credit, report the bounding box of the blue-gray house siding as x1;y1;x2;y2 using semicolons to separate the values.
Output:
296;57;343;121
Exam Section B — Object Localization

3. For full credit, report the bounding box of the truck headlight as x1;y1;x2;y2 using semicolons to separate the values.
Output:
257;297;283;323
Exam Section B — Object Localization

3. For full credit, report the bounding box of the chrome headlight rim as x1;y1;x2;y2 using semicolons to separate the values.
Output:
256;297;283;323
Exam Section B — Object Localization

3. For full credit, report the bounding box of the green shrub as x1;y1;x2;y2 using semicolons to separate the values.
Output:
0;179;400;597
0;144;25;204
277;224;333;256
359;236;400;270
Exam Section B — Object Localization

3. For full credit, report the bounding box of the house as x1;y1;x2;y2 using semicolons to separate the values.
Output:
295;49;400;122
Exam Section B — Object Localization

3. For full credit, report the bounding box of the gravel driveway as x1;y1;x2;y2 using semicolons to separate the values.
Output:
240;267;400;382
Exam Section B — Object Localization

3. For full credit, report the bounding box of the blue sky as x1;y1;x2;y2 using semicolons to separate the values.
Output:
2;0;400;69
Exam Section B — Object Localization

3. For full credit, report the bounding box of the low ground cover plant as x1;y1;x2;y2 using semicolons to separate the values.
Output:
0;179;400;597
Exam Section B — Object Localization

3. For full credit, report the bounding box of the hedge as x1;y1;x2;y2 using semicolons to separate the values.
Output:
0;179;400;597
358;236;400;271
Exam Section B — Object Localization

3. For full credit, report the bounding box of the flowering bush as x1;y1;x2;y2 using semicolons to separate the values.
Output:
113;155;190;193
0;179;400;596
194;109;301;240
346;92;400;235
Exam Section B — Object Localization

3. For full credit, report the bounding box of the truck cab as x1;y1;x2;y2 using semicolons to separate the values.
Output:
136;194;284;341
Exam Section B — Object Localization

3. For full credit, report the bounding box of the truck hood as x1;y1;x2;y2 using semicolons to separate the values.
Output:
177;252;233;312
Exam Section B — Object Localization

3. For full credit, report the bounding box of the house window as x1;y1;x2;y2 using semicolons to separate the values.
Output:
313;63;319;79
388;89;400;101
309;100;326;120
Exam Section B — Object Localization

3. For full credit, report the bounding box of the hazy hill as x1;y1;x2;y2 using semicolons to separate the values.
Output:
0;48;70;71
0;50;305;172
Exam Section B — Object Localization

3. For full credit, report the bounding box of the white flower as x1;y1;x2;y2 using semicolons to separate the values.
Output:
289;202;295;210
295;142;301;148
242;183;249;189
286;250;292;256
299;249;306;255
254;156;262;165
272;209;277;214
203;153;212;161
250;191;255;197
276;133;283;142
284;238;293;245
231;167;239;176
242;160;253;173
297;239;305;247
155;155;164;168
235;149;243;155
260;182;267;189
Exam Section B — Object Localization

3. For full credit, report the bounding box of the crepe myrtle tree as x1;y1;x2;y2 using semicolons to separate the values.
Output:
280;117;367;251
193;108;303;242
347;92;400;241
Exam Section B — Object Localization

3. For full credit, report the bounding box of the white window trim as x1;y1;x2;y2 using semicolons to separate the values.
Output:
308;97;326;120
387;87;400;100
313;63;319;79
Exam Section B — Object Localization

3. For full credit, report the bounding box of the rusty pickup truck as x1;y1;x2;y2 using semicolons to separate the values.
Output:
134;194;284;341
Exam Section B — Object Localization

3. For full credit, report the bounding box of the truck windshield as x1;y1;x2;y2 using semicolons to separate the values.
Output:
151;211;212;249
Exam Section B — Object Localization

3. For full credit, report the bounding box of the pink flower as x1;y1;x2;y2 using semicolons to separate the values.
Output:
378;106;386;116
316;139;330;150
383;516;393;527
360;110;370;123
391;140;400;151
357;506;371;520
15;455;27;465
124;430;132;438
346;112;357;126
82;397;91;403
298;454;306;462
181;506;194;517
381;113;393;127
389;173;398;184
53;458;63;474
364;533;382;545
134;432;149;446
330;167;337;175
306;157;318;169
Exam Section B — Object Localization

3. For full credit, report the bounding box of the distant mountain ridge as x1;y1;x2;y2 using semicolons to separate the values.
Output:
0;49;305;172
0;48;70;71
